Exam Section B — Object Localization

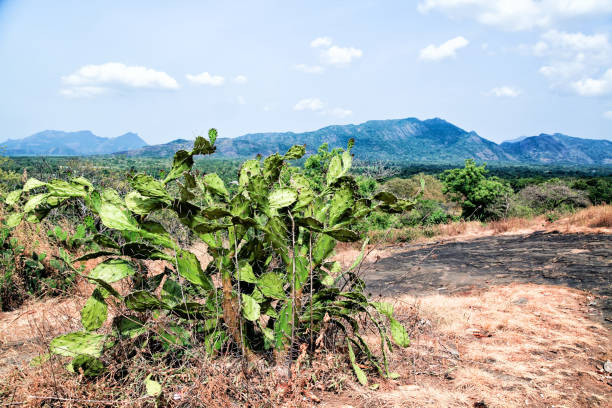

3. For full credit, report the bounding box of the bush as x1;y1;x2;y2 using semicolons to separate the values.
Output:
355;175;379;197
572;177;612;205
399;199;452;227
441;159;512;220
5;131;415;387
382;174;446;201
519;181;590;213
0;222;76;311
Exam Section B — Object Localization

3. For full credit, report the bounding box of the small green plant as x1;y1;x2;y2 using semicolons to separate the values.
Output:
546;212;560;223
6;131;415;387
0;223;75;310
47;224;88;250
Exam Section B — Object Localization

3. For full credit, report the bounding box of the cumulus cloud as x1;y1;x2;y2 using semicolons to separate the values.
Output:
59;86;108;99
539;60;586;82
419;36;469;61
186;72;225;86
294;64;325;74
534;30;610;59
294;97;325;111
417;0;612;31
310;37;332;48
303;37;363;67
60;62;178;97
233;75;248;84
571;68;612;96
487;86;522;97
293;99;353;118
532;30;611;95
321;45;363;65
328;107;353;118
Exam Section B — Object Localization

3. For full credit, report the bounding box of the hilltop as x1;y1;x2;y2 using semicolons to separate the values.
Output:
0;130;147;156
117;118;612;165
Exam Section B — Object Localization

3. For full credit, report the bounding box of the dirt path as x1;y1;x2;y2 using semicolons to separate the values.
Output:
364;231;612;325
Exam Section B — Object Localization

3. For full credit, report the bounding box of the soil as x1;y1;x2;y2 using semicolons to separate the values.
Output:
363;231;612;326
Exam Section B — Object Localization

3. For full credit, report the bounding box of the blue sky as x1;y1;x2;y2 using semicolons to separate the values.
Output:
0;0;611;144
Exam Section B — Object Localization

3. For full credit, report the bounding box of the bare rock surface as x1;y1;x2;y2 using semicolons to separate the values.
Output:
364;231;612;325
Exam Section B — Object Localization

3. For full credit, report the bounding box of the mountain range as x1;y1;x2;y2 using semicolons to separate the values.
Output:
0;130;147;156
117;118;612;165
3;118;611;165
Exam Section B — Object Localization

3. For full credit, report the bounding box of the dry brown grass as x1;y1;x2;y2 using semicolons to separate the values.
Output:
369;204;612;247
2;284;609;407
488;216;533;233
564;204;612;228
0;305;352;407
346;284;612;407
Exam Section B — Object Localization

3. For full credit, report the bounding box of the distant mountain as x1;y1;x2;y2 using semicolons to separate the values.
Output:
500;133;612;165
212;118;511;162
117;118;512;162
116;118;612;165
503;136;530;143
0;130;148;156
121;139;194;158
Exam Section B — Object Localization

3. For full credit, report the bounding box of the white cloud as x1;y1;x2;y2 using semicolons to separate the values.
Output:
603;110;612;119
321;45;363;65
419;36;469;61
294;64;324;74
59;86;108;98
539;60;586;81
417;0;612;31
237;96;247;105
60;62;178;97
328;107;353;118
311;37;332;48
571;68;612;96
186;72;225;86
294;98;325;111
535;30;610;58
303;38;363;67
532;30;612;94
487;86;522;97
233;75;248;84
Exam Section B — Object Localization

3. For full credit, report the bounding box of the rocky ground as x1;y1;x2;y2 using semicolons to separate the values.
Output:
363;231;612;327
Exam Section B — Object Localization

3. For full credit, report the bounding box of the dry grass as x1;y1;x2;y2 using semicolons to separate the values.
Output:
488;216;534;233
347;284;612;407
1;284;609;407
0;303;352;407
564;204;612;228
368;204;612;247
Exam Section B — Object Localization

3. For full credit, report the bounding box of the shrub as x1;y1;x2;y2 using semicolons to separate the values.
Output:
400;199;452;227
0;222;76;311
441;159;512;220
382;174;446;201
355;175;379;197
519;181;590;213
302;142;343;192
5;131;414;387
571;178;612;205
